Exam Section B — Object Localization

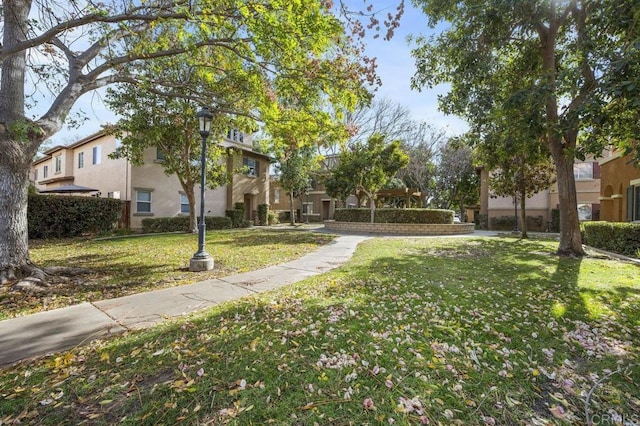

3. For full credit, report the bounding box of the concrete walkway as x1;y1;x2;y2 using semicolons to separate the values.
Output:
0;234;370;368
0;229;505;368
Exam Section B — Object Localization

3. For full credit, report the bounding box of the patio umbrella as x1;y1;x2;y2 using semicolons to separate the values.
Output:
38;184;99;194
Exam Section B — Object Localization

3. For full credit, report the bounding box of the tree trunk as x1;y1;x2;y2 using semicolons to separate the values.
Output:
519;189;528;239
539;22;584;256
0;144;46;285
550;141;584;256
289;191;296;225
369;195;376;224
187;189;197;234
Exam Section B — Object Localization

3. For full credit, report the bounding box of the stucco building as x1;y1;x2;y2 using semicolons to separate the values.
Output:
32;131;270;230
599;150;640;222
478;157;603;230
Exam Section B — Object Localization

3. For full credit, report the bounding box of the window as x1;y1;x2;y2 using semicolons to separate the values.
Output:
156;147;166;161
136;190;152;213
631;186;640;222
227;128;244;143
78;152;84;169
635;187;640;221
43;165;48;178
55;155;62;173
180;193;189;213
92;145;102;165
577;203;592;221
573;162;593;180
302;202;313;214
33;168;38;181
243;157;259;177
274;188;280;204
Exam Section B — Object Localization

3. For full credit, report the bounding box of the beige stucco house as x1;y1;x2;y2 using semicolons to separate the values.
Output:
32;131;270;230
478;156;603;230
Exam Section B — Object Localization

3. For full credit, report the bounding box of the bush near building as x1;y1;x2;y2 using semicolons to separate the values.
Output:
582;221;640;258
141;216;232;233
28;194;122;238
334;208;453;224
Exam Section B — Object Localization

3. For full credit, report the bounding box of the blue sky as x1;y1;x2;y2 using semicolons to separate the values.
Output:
49;1;468;145
361;1;468;134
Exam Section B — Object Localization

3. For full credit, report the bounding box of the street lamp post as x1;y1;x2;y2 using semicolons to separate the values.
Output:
189;106;214;272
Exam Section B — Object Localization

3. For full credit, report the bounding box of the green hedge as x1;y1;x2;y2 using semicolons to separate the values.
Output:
582;221;640;258
257;204;269;226
490;215;545;231
550;209;560;232
141;216;232;233
28;194;122;238
333;208;454;224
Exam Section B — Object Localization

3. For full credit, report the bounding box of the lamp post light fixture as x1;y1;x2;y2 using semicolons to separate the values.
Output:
189;106;214;272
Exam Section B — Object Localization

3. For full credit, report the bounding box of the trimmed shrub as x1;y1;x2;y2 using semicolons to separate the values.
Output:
257;204;269;226
551;209;560;232
141;216;232;233
225;209;245;228
333;208;454;224
489;215;545;231
28;194;122;238
490;216;515;231
267;210;279;225
582;221;640;258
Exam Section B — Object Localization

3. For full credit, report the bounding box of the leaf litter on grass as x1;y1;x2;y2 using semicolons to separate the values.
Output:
0;237;638;425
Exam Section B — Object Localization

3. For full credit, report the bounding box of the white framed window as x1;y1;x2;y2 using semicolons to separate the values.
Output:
78;152;84;169
92;145;102;165
136;190;152;213
55;155;62;173
577;203;592;221
33;168;38;181
573;162;593;180
302;202;313;214
180;193;189;213
274;188;280;204
43;165;48;178
243;157;258;177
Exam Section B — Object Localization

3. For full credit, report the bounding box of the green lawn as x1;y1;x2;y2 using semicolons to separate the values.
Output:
1;236;638;425
0;229;336;319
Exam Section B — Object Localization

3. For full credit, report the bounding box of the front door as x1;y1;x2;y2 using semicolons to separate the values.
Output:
244;194;252;221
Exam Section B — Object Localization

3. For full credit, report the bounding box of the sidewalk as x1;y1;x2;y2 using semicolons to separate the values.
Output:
0;234;370;368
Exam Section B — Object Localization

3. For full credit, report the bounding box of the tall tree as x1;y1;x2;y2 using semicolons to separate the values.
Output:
433;139;479;220
396;123;446;203
275;146;320;226
328;133;409;223
0;0;377;287
410;0;639;256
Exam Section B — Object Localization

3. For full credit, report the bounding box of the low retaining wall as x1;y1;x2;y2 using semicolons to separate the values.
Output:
324;220;476;235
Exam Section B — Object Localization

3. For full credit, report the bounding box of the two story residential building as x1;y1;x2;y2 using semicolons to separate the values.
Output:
477;156;603;230
599;150;640;222
32;130;270;230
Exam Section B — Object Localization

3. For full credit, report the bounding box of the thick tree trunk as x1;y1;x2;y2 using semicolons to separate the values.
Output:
0;142;46;286
550;141;584;256
539;21;584;257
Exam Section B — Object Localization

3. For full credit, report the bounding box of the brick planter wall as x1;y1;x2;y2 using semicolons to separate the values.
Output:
324;220;476;235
